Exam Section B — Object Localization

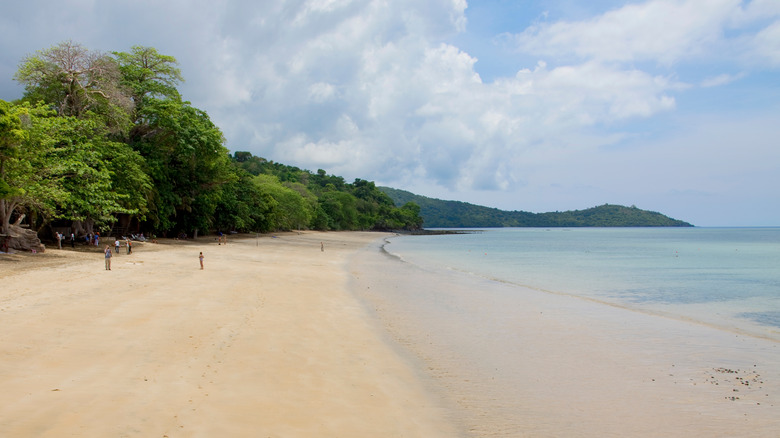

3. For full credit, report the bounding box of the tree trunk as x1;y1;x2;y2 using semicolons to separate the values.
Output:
72;220;86;237
0;198;16;236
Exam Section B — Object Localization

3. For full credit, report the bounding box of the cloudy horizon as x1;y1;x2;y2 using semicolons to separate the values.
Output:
2;0;778;226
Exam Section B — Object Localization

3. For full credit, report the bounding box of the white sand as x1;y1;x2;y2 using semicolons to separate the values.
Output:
0;232;459;437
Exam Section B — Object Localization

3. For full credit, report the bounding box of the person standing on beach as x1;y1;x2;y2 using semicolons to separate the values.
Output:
104;245;112;270
321;242;324;252
114;239;120;253
70;232;75;248
127;239;132;254
199;252;204;270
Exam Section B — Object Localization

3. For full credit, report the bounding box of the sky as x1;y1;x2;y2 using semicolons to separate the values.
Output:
1;0;779;226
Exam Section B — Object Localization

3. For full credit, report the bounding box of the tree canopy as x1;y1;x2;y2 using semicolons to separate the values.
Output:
1;41;423;242
14;40;132;133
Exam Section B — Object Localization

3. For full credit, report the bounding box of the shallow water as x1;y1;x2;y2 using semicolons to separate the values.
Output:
384;228;780;341
349;230;780;437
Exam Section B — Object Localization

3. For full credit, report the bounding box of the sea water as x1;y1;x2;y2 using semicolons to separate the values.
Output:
384;227;780;341
351;227;780;436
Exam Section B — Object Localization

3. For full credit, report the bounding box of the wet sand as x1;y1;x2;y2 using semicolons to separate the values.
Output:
349;237;780;437
0;232;459;437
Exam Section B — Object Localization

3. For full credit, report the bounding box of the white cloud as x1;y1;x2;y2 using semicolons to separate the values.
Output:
308;82;338;103
1;0;779;225
511;0;780;69
514;0;736;64
700;72;746;87
749;20;780;66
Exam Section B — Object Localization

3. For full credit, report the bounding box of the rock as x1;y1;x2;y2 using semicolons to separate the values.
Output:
7;224;45;253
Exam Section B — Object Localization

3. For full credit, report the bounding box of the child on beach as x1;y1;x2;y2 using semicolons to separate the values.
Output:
199;252;204;270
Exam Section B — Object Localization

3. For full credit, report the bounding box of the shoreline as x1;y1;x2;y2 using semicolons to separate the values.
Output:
349;236;780;437
0;231;459;437
4;231;778;437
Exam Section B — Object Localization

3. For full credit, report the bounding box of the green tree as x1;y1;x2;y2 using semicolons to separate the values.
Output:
254;174;311;231
351;178;397;230
112;45;234;236
0;101;68;236
213;166;275;233
113;46;183;123
131;98;233;235
32;113;150;235
318;191;358;230
14;40;132;133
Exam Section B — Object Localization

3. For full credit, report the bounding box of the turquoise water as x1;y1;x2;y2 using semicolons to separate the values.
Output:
385;227;780;340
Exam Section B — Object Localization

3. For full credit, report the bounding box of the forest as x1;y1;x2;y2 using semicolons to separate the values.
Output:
0;41;423;248
380;187;693;228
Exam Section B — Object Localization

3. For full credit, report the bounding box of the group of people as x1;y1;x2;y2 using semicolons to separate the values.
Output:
55;231;114;249
54;232;76;249
103;238;133;270
83;232;101;246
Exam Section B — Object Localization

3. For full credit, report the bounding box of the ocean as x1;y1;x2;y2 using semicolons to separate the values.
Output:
349;227;780;436
384;227;780;341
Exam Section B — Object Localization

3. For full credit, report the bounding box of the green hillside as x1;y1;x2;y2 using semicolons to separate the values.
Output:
379;187;693;228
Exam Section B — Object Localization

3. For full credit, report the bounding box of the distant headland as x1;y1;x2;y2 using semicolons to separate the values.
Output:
379;187;693;228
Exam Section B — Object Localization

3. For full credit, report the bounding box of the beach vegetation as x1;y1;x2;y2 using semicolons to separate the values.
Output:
1;41;424;244
14;40;133;134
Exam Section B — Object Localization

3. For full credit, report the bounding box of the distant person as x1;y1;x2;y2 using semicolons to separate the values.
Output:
321;241;324;252
56;232;62;249
104;245;112;270
199;252;204;270
70;232;75;248
94;233;99;247
114;239;120;253
127;239;132;254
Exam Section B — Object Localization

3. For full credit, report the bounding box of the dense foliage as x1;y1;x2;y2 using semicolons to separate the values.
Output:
232;154;423;232
380;187;693;227
0;42;423;239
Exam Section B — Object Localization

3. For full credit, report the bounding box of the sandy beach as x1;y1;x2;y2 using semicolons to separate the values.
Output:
3;231;779;437
0;232;459;437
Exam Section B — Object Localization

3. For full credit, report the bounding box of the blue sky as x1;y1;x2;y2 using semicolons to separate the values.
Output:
1;0;779;226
